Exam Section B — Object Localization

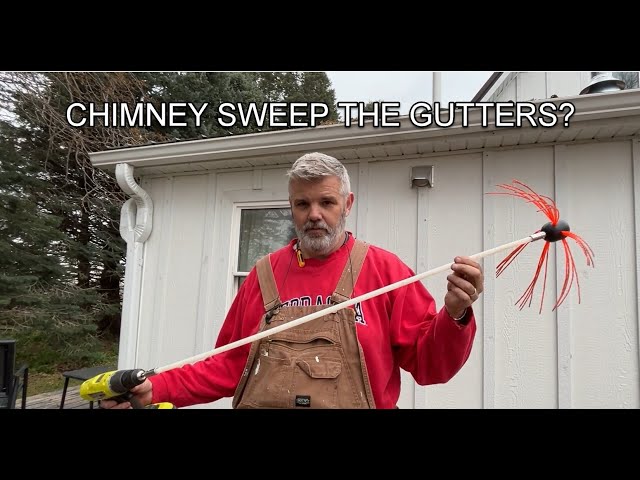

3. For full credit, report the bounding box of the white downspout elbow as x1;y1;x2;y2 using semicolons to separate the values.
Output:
116;163;153;243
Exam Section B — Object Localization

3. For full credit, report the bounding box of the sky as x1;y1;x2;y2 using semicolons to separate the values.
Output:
326;71;494;116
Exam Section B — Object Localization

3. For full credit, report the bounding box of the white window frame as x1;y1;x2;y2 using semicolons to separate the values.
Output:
228;201;293;301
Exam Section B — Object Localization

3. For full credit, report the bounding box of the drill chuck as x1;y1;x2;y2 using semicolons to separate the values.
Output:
108;369;146;394
79;368;147;401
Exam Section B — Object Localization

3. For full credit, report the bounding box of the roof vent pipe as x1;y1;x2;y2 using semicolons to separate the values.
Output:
580;72;626;95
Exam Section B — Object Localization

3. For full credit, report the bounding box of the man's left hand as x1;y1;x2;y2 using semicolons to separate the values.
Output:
445;256;484;320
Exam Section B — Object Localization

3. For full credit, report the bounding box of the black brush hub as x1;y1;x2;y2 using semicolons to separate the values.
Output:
541;219;570;242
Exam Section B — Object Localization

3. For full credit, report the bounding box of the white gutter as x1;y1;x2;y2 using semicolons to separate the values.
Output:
89;90;640;171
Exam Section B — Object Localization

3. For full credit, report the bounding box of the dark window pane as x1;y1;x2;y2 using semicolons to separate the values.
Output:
237;208;296;272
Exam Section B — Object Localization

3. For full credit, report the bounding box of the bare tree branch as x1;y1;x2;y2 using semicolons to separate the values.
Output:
0;72;166;209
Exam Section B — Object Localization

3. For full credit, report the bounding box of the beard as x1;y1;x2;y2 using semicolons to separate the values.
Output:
296;211;347;256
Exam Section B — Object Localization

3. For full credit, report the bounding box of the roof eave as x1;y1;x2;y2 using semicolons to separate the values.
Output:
89;89;640;172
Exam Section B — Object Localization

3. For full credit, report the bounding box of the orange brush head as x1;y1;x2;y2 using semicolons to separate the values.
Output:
489;180;595;312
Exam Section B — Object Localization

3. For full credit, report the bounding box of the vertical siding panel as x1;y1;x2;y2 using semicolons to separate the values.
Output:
197;172;219;353
633;139;640;403
485;148;557;408
517;73;547;102
482;151;496;408
413;185;429;409
546;73;584;98
138;176;174;369
554;145;572;408
155;175;210;365
367;162;418;267
356;160;369;240
154;177;175;368
211;173;229;327
410;153;483;408
562;142;638;407
344;163;359;236
366;159;418;408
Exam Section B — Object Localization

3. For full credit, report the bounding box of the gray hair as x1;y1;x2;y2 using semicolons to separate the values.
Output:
287;152;351;197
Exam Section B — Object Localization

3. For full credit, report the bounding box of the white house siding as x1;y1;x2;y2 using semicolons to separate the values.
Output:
369;139;639;409
134;173;214;371
483;140;636;408
555;141;639;408
125;136;639;409
361;153;485;408
482;147;559;408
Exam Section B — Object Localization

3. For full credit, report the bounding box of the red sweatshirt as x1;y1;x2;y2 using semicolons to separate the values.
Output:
151;233;476;409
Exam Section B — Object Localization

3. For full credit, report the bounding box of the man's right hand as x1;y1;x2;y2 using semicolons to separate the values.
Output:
99;379;153;409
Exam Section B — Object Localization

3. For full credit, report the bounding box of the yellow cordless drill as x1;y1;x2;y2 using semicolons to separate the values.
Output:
79;368;174;409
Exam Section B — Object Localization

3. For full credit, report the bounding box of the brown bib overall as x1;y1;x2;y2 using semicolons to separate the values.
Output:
232;239;376;409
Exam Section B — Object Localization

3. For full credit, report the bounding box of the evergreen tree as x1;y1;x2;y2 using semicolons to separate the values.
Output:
137;72;265;140
0;71;344;379
140;72;341;140
0;72;162;337
297;72;340;123
0;120;66;306
256;72;340;127
0;119;114;372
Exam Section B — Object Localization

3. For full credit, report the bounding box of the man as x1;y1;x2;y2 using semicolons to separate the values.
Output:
103;152;482;409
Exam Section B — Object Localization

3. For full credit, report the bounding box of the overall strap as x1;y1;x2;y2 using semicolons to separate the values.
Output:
331;239;370;304
256;254;281;312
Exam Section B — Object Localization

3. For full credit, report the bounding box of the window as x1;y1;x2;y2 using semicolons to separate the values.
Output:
231;203;296;295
